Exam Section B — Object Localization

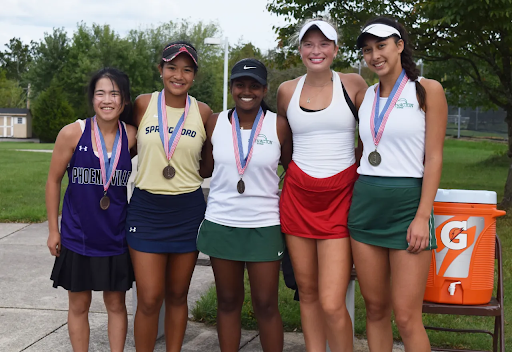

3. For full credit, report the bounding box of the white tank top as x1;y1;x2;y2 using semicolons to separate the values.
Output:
287;71;356;178
358;78;425;178
205;110;281;228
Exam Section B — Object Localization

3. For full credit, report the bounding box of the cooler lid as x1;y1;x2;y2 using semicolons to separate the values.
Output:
435;189;497;205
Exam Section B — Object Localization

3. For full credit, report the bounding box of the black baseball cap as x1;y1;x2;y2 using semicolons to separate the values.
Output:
162;43;198;67
230;58;267;85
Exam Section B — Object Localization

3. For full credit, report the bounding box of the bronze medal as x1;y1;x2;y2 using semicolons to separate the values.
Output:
368;150;382;167
100;195;110;210
163;165;176;179
237;179;245;194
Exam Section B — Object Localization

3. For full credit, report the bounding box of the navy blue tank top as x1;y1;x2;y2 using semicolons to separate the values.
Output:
60;118;132;256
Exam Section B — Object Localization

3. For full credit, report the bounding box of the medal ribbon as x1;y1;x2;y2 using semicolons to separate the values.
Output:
369;69;409;147
231;108;265;177
157;89;191;163
93;116;122;193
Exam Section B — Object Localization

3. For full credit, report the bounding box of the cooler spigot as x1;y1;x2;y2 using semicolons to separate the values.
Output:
448;281;462;296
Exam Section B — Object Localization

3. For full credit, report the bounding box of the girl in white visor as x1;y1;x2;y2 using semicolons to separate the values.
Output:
278;18;368;352
349;16;447;352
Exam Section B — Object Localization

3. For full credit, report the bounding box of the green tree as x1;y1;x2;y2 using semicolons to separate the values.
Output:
267;0;512;207
0;38;34;83
25;28;69;98
32;82;75;143
0;69;26;108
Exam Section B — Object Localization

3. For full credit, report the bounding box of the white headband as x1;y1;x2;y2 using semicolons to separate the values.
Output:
357;23;401;47
299;20;338;45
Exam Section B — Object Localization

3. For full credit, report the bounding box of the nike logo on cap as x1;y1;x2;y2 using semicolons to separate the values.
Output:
278;251;284;256
244;65;257;70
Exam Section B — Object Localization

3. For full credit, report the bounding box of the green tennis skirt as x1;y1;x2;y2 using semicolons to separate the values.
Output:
348;175;436;250
197;220;285;262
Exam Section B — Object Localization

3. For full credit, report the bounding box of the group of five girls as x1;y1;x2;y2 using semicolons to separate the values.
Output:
46;15;447;352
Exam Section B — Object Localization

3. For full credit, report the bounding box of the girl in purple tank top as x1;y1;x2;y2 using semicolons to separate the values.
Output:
46;68;137;352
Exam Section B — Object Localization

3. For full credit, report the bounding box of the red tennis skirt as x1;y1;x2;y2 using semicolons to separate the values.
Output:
280;161;358;239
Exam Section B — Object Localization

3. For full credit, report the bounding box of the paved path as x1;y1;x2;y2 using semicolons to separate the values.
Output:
0;221;408;351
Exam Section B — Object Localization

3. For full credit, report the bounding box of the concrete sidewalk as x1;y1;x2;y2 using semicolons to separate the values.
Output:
0;221;405;352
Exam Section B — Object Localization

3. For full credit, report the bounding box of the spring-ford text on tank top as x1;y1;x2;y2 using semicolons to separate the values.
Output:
358;78;426;178
135;92;206;195
60;118;132;256
205;110;281;228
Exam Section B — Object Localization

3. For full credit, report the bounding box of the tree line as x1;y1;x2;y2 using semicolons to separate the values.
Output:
3;0;512;206
0;20;316;142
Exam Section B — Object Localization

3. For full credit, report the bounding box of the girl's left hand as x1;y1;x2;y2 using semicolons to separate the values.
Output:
406;216;431;254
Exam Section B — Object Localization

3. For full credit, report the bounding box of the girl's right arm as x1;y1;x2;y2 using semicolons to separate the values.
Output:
46;122;82;256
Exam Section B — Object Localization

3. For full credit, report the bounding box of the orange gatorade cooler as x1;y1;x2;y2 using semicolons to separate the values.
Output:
424;189;506;305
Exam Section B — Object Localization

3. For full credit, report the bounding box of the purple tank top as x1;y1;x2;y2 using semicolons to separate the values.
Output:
60;118;132;256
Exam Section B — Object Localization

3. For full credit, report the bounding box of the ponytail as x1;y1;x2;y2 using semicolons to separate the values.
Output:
396;36;427;112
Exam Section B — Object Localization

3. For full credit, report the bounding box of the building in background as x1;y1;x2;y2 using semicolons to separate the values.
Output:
0;108;32;138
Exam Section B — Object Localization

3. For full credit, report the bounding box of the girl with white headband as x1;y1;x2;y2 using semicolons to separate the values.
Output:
348;16;447;351
277;18;368;351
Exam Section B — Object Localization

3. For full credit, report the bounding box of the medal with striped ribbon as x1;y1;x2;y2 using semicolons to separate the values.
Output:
231;108;265;194
369;69;409;166
157;90;191;179
92;116;122;210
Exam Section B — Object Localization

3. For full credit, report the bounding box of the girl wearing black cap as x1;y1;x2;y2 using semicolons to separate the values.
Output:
125;40;212;351
277;18;367;352
348;17;447;351
197;58;292;352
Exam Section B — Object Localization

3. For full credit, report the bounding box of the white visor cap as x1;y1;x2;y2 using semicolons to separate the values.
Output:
357;23;401;48
299;20;338;45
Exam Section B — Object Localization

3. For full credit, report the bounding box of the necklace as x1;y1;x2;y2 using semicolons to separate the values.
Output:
304;76;333;103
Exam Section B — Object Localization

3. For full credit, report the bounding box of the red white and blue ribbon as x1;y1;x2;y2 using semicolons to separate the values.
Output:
157;90;190;164
231;108;265;177
370;69;409;147
93;116;122;193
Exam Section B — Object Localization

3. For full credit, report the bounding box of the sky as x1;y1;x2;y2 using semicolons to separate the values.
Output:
0;0;289;52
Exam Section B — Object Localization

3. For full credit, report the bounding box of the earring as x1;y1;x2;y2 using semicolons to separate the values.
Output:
160;74;162;78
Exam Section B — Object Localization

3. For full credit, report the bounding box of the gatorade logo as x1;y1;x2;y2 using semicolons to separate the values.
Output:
434;216;484;278
441;221;468;250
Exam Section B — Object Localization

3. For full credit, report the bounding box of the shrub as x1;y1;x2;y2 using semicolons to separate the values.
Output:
32;83;75;142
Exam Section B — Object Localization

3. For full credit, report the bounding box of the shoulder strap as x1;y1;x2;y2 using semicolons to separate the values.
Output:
341;83;359;123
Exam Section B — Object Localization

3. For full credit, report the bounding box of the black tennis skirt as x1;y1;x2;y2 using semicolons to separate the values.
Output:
50;245;135;292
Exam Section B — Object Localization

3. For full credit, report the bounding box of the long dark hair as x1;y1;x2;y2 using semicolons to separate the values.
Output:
362;16;427;111
88;67;133;125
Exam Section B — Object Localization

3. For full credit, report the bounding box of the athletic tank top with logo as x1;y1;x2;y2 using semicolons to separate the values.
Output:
205;110;281;228
358;78;425;178
135;92;206;195
287;71;356;178
60;118;132;257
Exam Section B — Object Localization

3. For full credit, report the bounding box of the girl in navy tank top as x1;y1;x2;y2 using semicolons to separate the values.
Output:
46;68;137;352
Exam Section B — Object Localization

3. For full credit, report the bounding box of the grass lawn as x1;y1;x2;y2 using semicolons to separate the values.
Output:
445;127;507;140
0;145;66;222
0;142;55;150
192;138;512;350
